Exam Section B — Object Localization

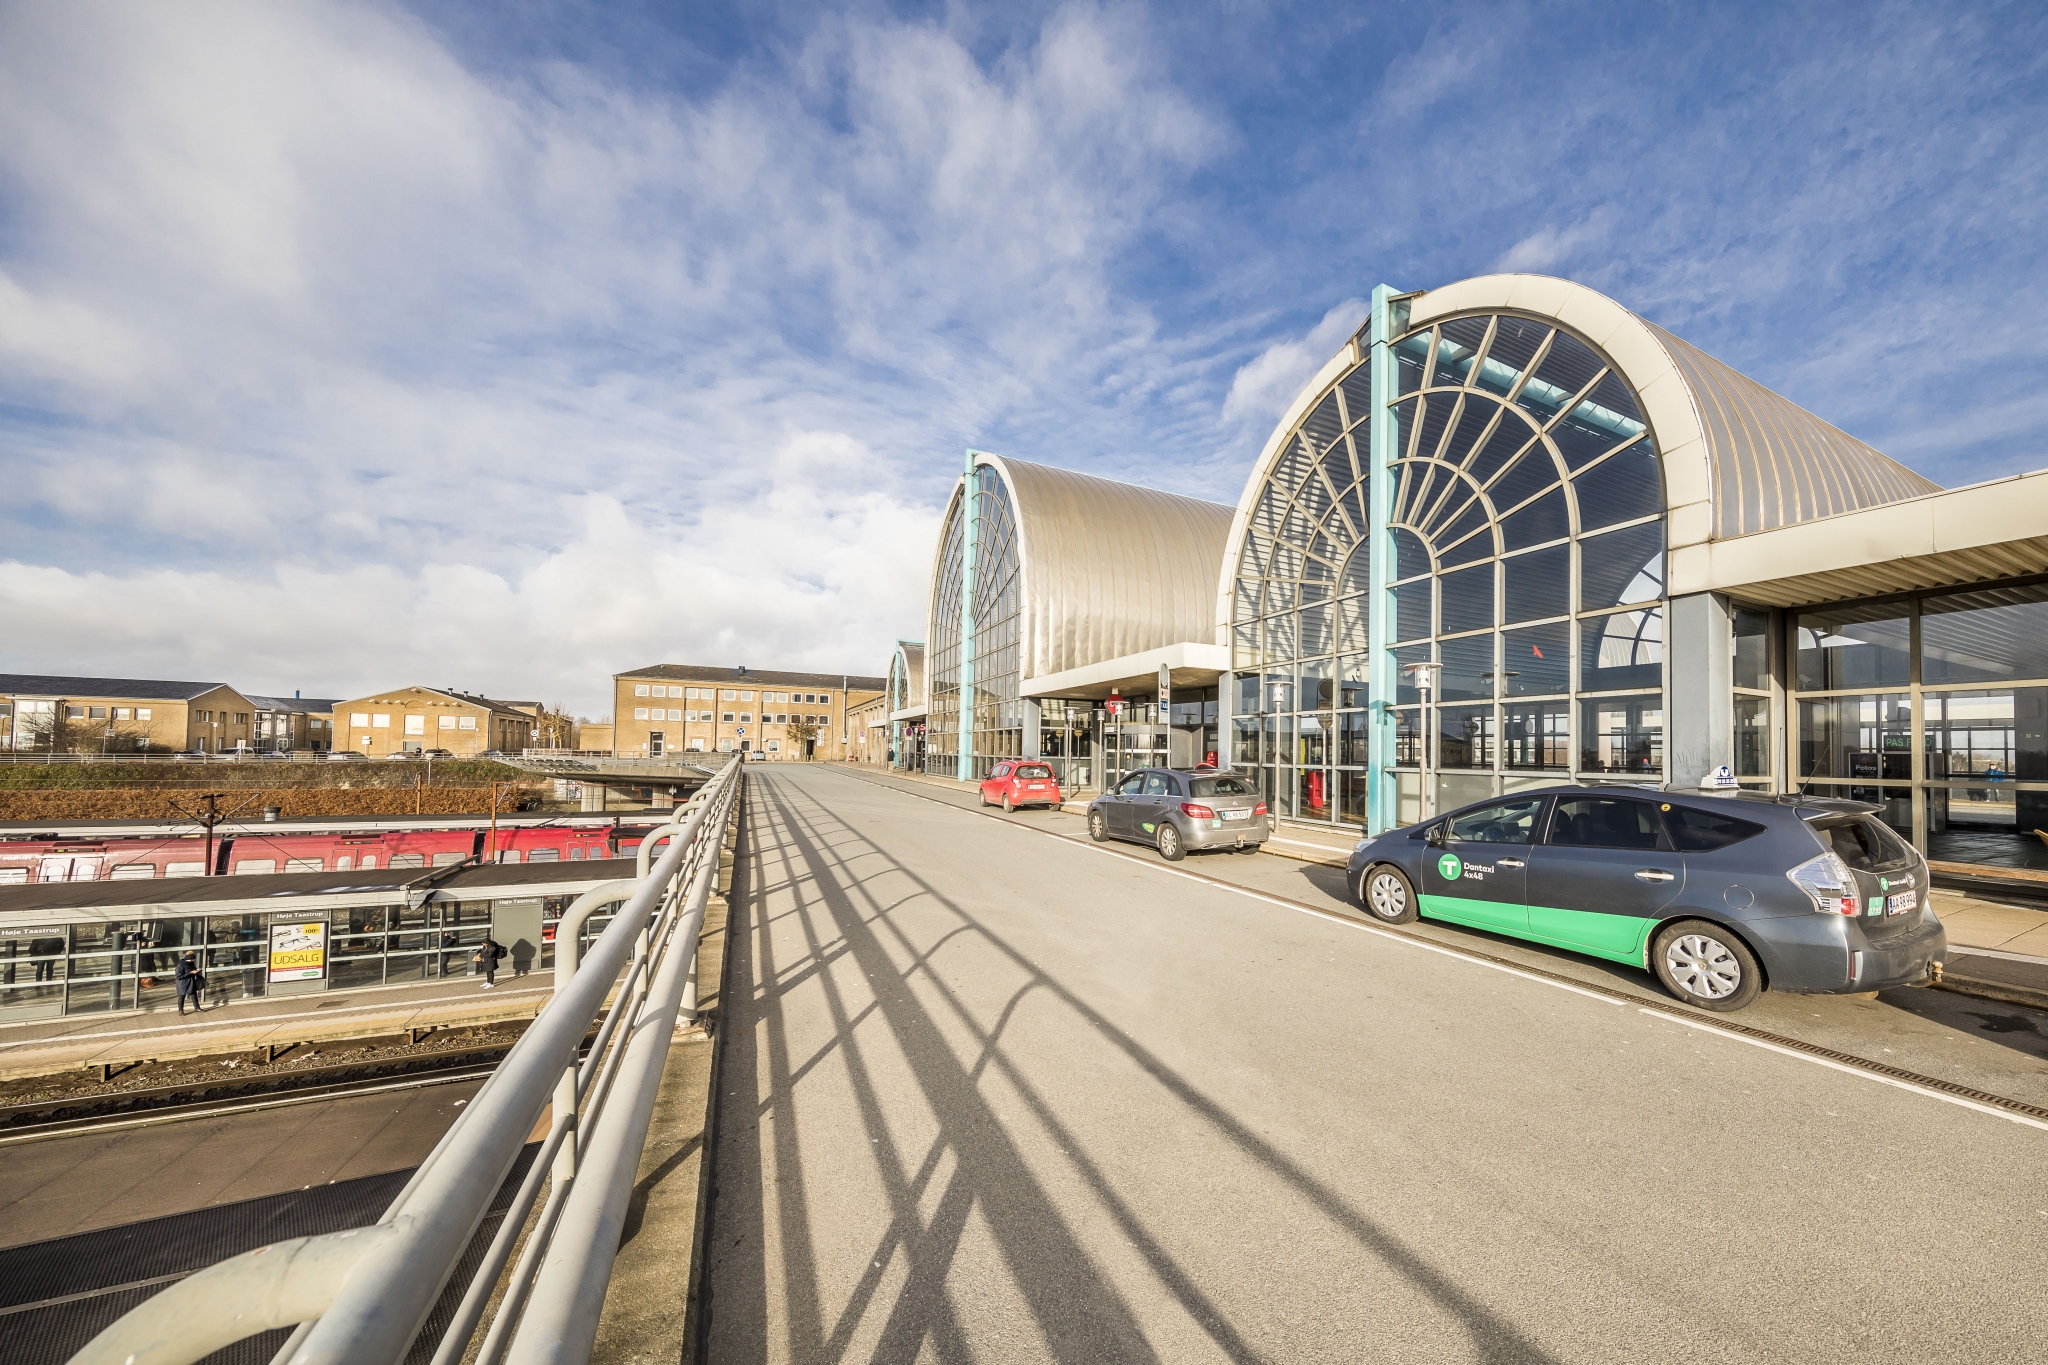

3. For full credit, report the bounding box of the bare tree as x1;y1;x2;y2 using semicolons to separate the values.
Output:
531;701;578;750
787;715;821;759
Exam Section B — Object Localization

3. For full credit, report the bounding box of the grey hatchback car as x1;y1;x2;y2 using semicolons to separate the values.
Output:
1345;786;1946;1011
1087;768;1269;860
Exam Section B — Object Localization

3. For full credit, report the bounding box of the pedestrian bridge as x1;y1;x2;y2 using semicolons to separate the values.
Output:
19;762;2048;1364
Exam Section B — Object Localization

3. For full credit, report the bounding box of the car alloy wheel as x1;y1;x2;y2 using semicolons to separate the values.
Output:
1652;920;1762;1012
1665;934;1739;998
1088;811;1109;842
1360;866;1417;924
1156;822;1185;861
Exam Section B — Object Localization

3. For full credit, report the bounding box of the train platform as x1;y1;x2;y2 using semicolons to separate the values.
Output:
0;972;556;1081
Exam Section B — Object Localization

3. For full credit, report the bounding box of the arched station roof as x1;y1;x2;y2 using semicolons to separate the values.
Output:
931;454;1234;684
1218;273;1941;625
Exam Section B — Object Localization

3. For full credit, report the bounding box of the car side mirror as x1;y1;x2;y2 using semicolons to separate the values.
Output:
1424;825;1444;848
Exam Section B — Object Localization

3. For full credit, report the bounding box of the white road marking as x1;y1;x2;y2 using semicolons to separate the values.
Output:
833;768;2048;1137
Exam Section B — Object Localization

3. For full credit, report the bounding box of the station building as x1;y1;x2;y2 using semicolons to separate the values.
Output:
911;274;2048;870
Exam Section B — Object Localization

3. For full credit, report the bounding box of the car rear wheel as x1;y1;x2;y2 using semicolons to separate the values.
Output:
1652;920;1762;1012
1358;865;1417;924
1088;811;1109;842
1002;794;1015;814
1156;822;1185;862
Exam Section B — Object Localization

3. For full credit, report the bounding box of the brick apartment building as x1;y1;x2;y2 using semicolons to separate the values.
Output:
613;664;885;760
332;686;535;757
0;675;262;754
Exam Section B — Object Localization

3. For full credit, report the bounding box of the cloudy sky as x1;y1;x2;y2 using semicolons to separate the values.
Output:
1;1;2041;715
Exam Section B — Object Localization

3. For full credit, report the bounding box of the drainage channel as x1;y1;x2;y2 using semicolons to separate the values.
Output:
830;767;2048;1127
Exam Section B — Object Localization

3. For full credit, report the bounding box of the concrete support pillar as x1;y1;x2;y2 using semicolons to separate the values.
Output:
1022;698;1042;758
1667;590;1734;789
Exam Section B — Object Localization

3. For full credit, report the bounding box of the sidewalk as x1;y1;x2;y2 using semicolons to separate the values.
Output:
0;973;556;1081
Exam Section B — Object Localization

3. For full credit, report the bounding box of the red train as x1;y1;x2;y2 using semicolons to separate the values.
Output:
0;815;660;884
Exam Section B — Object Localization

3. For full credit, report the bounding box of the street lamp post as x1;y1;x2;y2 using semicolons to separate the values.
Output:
1404;661;1443;820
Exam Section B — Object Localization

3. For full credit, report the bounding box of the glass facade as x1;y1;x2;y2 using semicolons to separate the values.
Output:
1230;311;1667;823
927;465;1024;779
1789;581;2048;868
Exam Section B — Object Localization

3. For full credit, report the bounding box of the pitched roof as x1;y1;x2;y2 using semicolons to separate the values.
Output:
338;686;537;719
618;664;887;691
0;674;244;703
245;695;345;714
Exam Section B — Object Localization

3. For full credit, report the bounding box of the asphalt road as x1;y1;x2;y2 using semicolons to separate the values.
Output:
701;765;2048;1365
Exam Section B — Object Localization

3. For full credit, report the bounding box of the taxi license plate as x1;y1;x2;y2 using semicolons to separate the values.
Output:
1887;891;1918;915
1222;809;1251;821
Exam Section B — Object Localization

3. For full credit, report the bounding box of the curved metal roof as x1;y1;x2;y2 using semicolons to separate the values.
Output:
1644;322;1939;539
887;640;926;714
934;455;1234;683
1403;275;1939;544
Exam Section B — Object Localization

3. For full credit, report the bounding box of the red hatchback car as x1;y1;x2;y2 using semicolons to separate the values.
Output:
979;761;1063;812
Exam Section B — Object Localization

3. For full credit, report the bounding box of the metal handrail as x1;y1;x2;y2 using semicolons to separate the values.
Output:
68;755;745;1365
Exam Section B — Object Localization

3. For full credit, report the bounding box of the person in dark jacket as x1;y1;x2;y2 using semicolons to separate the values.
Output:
475;938;506;989
174;951;204;1015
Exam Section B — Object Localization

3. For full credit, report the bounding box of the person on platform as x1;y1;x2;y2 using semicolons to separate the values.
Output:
174;951;205;1015
475;937;506;989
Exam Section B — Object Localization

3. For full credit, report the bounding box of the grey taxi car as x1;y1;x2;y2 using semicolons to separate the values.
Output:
1087;768;1269;860
1345;786;1946;1012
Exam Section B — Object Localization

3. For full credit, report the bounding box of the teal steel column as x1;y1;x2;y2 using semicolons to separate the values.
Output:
1366;284;1402;833
957;450;980;782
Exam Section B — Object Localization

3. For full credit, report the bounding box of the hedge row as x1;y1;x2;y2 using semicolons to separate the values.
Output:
0;760;530;791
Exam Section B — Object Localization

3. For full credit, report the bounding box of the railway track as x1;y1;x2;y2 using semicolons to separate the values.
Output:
0;1044;514;1145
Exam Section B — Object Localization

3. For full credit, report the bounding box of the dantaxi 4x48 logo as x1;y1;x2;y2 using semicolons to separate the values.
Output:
1437;853;1462;882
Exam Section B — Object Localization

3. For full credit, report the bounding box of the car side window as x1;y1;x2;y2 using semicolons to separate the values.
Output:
1445;798;1545;844
1664;805;1767;852
1116;774;1149;795
1549;797;1671;851
1142;773;1171;797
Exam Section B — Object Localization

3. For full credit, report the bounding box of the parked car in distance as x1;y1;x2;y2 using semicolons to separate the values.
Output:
422;748;453;758
747;750;767;762
261;750;293;759
1087;768;1268;860
979;761;1062;812
326;751;365;762
1346;787;1946;1012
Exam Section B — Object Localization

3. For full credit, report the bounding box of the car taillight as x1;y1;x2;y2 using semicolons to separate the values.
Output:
1181;803;1217;819
1788;852;1858;915
1252;802;1268;817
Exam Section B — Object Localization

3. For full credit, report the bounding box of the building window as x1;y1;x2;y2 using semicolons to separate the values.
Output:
767;739;781;752
1228;310;1665;824
635;684;651;696
137;708;151;721
928;463;1024;779
667;708;681;721
351;712;369;726
722;689;737;701
685;687;700;699
722;712;735;723
439;714;456;730
740;713;752;723
666;686;681;698
373;714;391;729
718;738;734;751
634;708;650;721
459;716;477;730
739;690;754;702
405;715;426;735
66;706;84;719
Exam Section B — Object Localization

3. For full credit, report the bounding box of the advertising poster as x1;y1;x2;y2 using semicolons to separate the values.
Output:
268;921;328;983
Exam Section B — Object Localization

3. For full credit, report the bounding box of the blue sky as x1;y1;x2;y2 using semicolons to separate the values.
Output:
1;1;2042;713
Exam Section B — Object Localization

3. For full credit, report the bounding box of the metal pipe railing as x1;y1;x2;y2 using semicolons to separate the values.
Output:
69;755;744;1365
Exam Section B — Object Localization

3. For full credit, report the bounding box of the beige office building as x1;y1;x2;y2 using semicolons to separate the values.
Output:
332;686;534;757
613;665;885;760
0;675;261;754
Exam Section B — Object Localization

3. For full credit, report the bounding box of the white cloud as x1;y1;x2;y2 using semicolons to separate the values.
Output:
1218;299;1365;429
1492;207;1619;274
0;2;1220;709
0;432;940;712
